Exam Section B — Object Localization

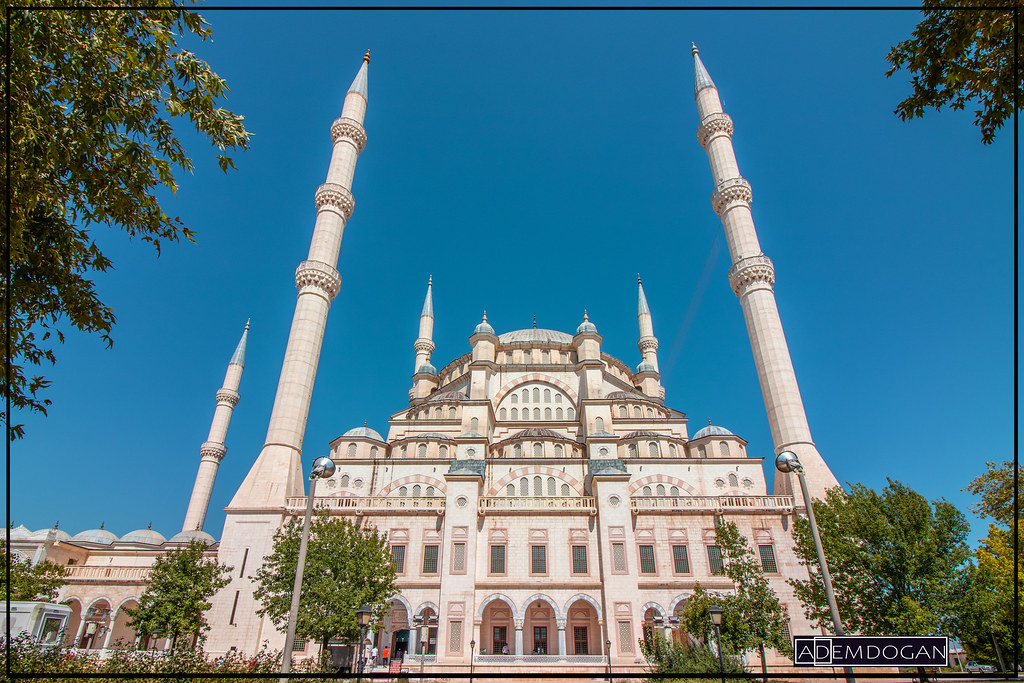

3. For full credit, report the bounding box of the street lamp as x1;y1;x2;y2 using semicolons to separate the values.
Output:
469;638;476;683
776;451;856;683
606;638;613;683
280;456;336;682
709;605;725;683
412;613;437;680
355;604;372;683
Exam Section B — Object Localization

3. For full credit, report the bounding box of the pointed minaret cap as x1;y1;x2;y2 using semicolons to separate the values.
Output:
348;52;369;99
229;319;249;366
421;276;434;318
638;275;651;316
692;43;716;95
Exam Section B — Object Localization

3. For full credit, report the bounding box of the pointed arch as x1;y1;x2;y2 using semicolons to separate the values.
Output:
487;466;585;496
562;593;602;619
669;594;692;615
378;475;446;497
414;601;440;618
640;602;667;620
477;593;519;620
389;594;414;616
521;593;562;620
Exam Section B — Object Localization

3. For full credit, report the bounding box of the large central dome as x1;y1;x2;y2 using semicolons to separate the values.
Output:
497;328;574;344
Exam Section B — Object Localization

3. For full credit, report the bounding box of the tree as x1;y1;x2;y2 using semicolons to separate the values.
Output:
965;460;1023;523
639;629;745;681
3;1;250;438
252;513;398;661
885;0;1022;144
676;522;792;670
1;542;66;601
788;479;974;639
124;540;232;649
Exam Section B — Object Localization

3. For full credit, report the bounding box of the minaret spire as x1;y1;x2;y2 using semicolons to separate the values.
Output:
230;54;371;507
634;275;663;399
411;276;438;400
182;321;249;532
692;46;838;503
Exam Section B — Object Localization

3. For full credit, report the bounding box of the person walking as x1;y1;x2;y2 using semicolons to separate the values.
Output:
370;645;379;669
382;645;390;666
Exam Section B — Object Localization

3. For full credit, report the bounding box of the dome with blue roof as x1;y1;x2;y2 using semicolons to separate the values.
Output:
343;425;385;442
474;312;496;336
416;362;437;376
73;527;118;545
691;423;734;440
168;530;216;545
121;528;167;545
576;311;597;335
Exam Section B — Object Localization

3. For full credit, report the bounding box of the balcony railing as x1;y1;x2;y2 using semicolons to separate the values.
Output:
630;495;794;513
65;566;151;582
285;496;445;514
478;496;597;514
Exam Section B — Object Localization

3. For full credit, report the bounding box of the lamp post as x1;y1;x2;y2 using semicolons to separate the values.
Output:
606;638;613;683
355;604;372;683
280;456;336;682
709;605;725;683
469;638;476;683
776;451;856;683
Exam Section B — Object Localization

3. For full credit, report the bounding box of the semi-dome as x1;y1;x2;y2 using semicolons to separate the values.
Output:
606;390;645;401
691;424;734;440
428;390;466;403
498;329;574;345
509;427;566;440
416;362;437;375
623;430;666;440
121;529;167;545
636;360;658;374
73;528;118;545
342;425;385;442
168;530;216;545
417;432;455;441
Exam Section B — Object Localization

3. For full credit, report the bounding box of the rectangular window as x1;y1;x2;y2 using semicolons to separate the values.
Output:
617;621;634;653
707;545;724;574
758;545;778;573
422;544;439;574
449;621;463;652
292;637;307;652
638;544;656;574
228;590;239;626
611;542;626;572
490;544;506;574
452;542;466;572
782;623;792;645
493;626;508;654
533;626;548;654
572;545;588;574
672;545;690;574
573;626;589;655
391;544;406;573
531;545;547;574
239;548;249;577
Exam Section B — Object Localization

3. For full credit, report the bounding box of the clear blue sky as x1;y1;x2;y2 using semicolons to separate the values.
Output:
9;6;1015;548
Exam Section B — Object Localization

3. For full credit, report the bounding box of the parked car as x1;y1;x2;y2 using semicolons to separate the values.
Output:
965;661;997;674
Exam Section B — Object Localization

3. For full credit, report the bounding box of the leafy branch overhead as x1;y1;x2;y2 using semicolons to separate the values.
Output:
2;2;250;438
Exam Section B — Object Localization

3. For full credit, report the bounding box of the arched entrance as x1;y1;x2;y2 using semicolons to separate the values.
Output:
386;598;410;662
480;597;515;655
414;605;438;656
78;598;112;649
564;598;601;656
63;599;83;647
108;600;140;649
522;597;556;655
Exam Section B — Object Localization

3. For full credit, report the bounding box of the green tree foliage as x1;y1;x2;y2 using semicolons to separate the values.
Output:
789;479;973;638
886;0;1022;144
252;514;398;657
639;630;745;682
965;460;1023;524
2;1;250;438
124;540;231;648
1;542;67;601
676;522;792;660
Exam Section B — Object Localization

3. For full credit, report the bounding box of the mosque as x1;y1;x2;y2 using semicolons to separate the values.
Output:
10;46;841;675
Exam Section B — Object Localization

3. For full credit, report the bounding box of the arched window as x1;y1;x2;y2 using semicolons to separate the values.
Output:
449;407;457;419
370;446;378;458
521;410;529;421
647;408;654;418
341;475;350;487
561;484;570;496
728;473;738;487
418;444;427;458
520;478;529;496
669;444;677;458
544;389;551;402
619;406;627;418
595;417;604;431
556;408;563;420
399;486;408;496
533;476;542;496
434;408;442;418
656;484;666;496
511;394;518;404
514;443;523;458
500;408;507;420
533;408;541;420
545;408;552;420
439;445;448;459
401;445;408;457
533;388;540;402
533;443;543;457
720;442;730;456
634;406;642;418
554;444;563;457
522;389;529;403
629;443;638;458
567;408;575;420
347;443;357;457
555;394;562;403
426;486;435;497
541;350;549;363
507;484;516;496
511;408;518;420
643;486;652;496
698;445;707;458
470;417;479;432
648;442;659;457
413;485;422;497
547;477;556;496
670;486;679;496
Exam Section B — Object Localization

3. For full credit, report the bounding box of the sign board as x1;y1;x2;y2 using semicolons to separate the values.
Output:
389;660;403;674
793;636;948;667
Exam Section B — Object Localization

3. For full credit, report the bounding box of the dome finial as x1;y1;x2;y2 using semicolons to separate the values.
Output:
245;318;250;331
53;520;59;529
533;314;537;329
147;521;152;530
708;417;713;426
482;310;487;322
691;42;699;56
363;419;367;427
363;50;371;64
100;521;105;530
583;309;589;321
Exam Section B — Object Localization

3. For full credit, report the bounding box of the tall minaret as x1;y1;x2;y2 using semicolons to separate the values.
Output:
634;276;664;400
410;276;439;401
228;53;371;507
182;321;248;532
692;44;838;502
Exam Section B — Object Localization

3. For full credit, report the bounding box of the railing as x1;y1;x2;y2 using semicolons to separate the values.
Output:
65;566;151;582
630;495;794;513
474;654;607;664
478;496;597;514
285;496;445;514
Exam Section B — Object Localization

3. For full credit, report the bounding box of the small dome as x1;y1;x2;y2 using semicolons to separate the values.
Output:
167;530;216;545
606;390;644;401
9;524;31;540
636;360;658;374
121;529;167;545
342;426;385;442
624;430;665;440
72;528;118;545
474;312;496;336
429;390;467;403
416;432;455;441
509;427;565;440
576;311;598;335
691;424;734;440
416;362;437;376
498;329;574;345
27;527;71;542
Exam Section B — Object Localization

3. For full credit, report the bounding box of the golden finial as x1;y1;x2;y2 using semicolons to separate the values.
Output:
708;418;712;426
363;419;368;427
583;310;589;321
482;310;488;322
363;50;371;64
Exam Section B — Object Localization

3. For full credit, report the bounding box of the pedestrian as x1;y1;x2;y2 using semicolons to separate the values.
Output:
382;645;390;666
371;645;378;667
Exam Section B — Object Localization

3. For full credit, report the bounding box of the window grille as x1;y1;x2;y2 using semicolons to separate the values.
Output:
470;417;479;431
507;484;515;496
439;445;448;458
547;477;556;496
545;408;552;420
348;444;357;457
426;486;434;497
531;545;547;574
534;443;543;457
533;408;540;420
720;442;730;456
340;475;350;487
292;637;307;651
399;486;408;496
533;388;540;402
554;444;563;456
656;484;665;496
672;545;690;573
643;486;652;496
555;393;562;403
629;444;638;458
595;417;604;431
500;408;507;420
391;545;406;572
758;545;778;573
493;626;508;654
729;473;738;487
572;545;588;574
573;627;588;655
418;444;427;457
561;484;570;496
544;389;551;401
533;476;542;496
556;408;564;420
449;621;462;652
707;545;724;574
638;545;656;574
422;545;439;574
612;542;626;571
567;408;574;420
618;622;633;653
490;545;506;574
619;406;627;418
533;626;548;654
514;443;522;457
670;486;679;496
649;442;659;457
452;542;466;572
520;478;528;495
511;394;518;404
413;485;422;497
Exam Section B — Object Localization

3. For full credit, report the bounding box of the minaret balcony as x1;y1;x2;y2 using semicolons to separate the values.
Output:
285;495;445;515
630;494;793;514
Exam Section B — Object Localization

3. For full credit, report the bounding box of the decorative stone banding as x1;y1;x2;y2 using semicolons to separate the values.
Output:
728;254;775;295
414;340;435;354
330;117;367;152
638;338;659;353
696;112;734;148
710;177;752;217
199;441;227;462
314;183;355;220
295;259;342;300
215;389;240;407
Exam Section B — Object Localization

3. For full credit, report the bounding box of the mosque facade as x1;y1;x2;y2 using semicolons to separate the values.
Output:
11;47;841;675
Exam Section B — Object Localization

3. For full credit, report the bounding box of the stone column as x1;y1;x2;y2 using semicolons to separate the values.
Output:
556;619;567;657
101;618;116;650
514;619;524;656
73;619;87;649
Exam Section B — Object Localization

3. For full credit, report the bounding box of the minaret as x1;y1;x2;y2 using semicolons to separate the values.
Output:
182;321;248;532
634;276;664;400
410;276;440;400
229;53;371;507
691;44;839;503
